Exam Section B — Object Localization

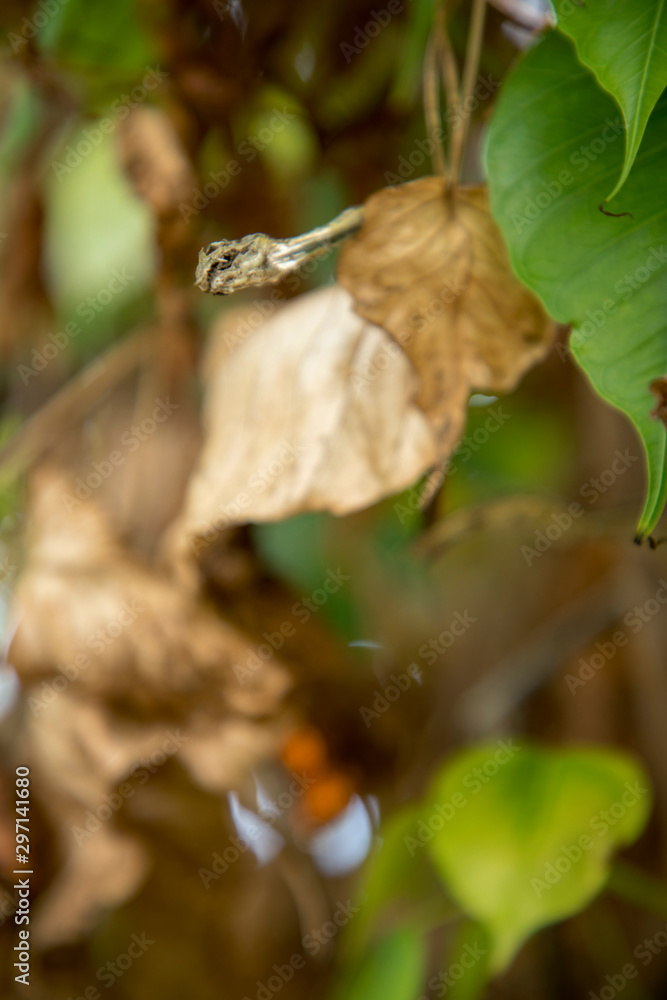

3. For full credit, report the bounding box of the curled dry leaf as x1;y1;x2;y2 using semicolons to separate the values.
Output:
337;179;556;459
9;467;290;716
171;283;437;549
8;467;293;942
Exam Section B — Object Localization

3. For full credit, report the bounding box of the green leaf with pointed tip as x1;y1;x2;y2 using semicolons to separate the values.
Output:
423;743;651;972
553;0;667;201
486;30;667;539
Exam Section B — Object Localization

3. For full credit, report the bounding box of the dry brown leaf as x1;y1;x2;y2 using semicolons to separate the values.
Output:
337;179;556;459
9;467;294;943
9;466;290;716
170;283;437;549
116;106;195;218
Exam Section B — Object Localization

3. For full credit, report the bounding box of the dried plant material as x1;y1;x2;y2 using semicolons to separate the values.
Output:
9;467;290;716
9;468;294;943
34;823;148;944
116;106;195;218
171;284;437;549
177;716;290;795
650;377;667;427
19;694;167;943
337;179;555;459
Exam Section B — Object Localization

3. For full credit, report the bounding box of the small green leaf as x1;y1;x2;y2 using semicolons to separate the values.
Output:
351;806;454;951
421;742;651;972
553;0;667;200
486;30;667;538
331;928;426;1000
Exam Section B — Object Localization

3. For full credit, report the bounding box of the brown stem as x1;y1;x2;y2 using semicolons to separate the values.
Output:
449;0;487;195
0;326;154;479
423;20;448;178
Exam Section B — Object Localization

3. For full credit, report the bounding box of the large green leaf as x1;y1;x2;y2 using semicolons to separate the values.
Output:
553;0;667;200
486;30;667;539
421;742;651;972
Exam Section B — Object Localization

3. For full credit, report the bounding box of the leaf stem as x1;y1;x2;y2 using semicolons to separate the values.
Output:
449;0;487;194
423;14;448;179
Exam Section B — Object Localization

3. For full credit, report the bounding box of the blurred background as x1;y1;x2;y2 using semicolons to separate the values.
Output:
1;0;667;997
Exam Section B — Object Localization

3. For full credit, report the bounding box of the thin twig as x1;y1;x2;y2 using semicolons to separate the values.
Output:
422;24;448;178
449;0;487;194
0;326;154;480
437;12;461;139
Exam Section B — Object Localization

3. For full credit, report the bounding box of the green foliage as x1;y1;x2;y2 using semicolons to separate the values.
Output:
486;30;667;538
38;0;158;83
331;928;426;1000
45;128;154;320
351;807;454;952
420;743;651;971
553;0;667;200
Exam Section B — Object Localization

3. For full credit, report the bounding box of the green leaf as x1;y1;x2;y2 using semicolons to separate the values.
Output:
38;0;158;81
331;928;426;1000
45;126;154;315
351;806;455;952
553;0;667;200
421;742;651;972
486;30;667;538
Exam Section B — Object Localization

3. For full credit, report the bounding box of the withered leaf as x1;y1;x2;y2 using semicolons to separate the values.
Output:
337;179;556;459
10;467;293;943
171;283;437;547
9;467;290;717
